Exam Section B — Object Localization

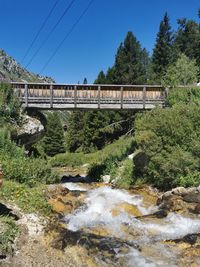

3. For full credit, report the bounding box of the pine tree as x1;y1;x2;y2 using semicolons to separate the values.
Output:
94;71;107;84
110;32;147;84
83;77;88;84
151;12;174;82
174;18;200;69
66;111;84;152
42;112;65;156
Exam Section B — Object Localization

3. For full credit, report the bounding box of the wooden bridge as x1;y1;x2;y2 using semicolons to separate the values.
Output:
11;82;167;110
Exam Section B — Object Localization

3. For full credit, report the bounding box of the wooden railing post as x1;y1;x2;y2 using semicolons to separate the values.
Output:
143;86;146;109
74;85;77;108
98;86;101;109
25;83;28;107
50;84;53;108
120;86;124;109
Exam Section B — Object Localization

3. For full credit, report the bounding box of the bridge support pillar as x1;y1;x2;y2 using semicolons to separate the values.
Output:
120;86;124;109
74;85;77;108
98;86;101;109
143;86;146;109
25;84;28;107
50;84;53;108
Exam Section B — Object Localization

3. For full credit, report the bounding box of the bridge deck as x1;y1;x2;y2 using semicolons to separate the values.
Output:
11;82;166;110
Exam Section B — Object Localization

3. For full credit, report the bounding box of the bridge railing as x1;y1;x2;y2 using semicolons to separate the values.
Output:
11;83;166;110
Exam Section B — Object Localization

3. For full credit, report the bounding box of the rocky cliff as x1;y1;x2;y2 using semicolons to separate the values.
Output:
0;49;54;83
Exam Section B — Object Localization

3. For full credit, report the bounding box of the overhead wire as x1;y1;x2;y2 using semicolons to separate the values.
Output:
21;0;61;64
39;0;95;75
25;0;76;69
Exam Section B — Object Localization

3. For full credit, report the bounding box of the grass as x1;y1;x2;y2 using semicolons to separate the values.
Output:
50;136;136;183
50;136;135;168
0;181;52;216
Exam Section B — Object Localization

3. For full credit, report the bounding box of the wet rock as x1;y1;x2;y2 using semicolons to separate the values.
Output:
48;186;85;216
49;198;72;215
194;204;200;214
102;175;111;183
52;228;140;258
112;203;142;217
158;195;186;212
183;192;200;203
168;233;200;246
153;209;168;218
171;187;188;196
46;185;69;199
183;234;198;245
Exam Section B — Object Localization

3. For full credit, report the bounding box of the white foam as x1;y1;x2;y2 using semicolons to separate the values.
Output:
138;213;200;241
62;182;87;191
65;186;153;232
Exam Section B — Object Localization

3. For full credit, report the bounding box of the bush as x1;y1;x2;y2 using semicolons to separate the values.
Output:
0;216;19;256
1;156;59;187
134;104;200;190
167;86;200;107
115;159;134;189
0;83;21;124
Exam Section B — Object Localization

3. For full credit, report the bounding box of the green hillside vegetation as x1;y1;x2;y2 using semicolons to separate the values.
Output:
0;83;58;214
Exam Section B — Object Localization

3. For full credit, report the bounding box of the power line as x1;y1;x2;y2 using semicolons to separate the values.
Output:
39;0;95;75
21;0;61;64
25;0;76;69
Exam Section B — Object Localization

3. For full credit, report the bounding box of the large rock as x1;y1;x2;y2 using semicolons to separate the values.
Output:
158;185;200;213
17;115;45;147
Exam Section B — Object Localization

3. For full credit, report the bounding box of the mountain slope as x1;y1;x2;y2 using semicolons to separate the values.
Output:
0;49;54;83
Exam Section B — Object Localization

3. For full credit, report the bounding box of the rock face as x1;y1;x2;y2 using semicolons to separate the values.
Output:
17;115;45;147
157;186;200;213
0;49;54;83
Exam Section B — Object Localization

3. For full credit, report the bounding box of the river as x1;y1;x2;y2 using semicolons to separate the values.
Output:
56;181;200;267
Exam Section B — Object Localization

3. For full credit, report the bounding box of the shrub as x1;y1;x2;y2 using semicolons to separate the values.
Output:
1;156;59;187
134;104;200;190
0;83;21;124
167;86;200;107
115;159;134;189
0;216;19;256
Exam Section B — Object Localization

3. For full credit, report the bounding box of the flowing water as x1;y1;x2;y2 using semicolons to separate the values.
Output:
61;183;200;267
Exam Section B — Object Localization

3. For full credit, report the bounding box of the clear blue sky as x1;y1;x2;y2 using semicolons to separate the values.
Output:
1;0;199;83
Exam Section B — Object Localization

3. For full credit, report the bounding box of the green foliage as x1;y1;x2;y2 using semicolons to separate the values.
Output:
108;31;148;85
167;86;200;106
0;181;52;215
0;83;21;124
115;159;134;189
0;128;24;159
51;137;135;182
174;18;200;68
0;216;19;256
1;156;59;187
162;54;199;87
50;152;86;167
151;12;174;82
134;104;200;190
42;112;65;156
87;137;135;180
66;110;134;153
0;128;59;186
